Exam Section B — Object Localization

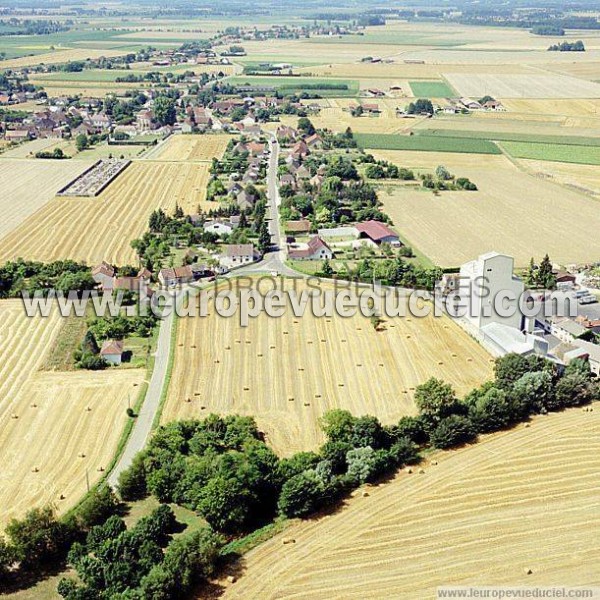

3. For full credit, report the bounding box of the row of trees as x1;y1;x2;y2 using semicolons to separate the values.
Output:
117;351;599;538
0;259;95;298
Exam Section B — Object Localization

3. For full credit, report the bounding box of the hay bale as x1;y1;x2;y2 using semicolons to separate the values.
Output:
362;490;370;498
227;575;236;584
282;537;296;545
431;460;438;466
405;467;413;474
418;468;426;474
524;568;533;575
525;423;531;428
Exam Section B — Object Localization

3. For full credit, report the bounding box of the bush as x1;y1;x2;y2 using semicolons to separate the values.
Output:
117;452;148;501
430;415;476;450
278;470;328;518
75;486;119;529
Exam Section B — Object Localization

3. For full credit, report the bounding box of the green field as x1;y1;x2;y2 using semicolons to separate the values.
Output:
501;141;600;165
355;133;501;155
226;75;359;96
421;128;600;147
409;81;455;97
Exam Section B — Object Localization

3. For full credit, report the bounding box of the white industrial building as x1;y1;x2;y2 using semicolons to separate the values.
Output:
458;252;525;330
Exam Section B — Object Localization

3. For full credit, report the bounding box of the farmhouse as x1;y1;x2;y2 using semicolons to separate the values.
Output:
355;221;400;245
288;236;333;261
100;340;124;366
158;265;194;287
236;189;256;210
203;219;235;235
91;261;115;288
221;244;257;267
459;98;482;110
362;103;381;114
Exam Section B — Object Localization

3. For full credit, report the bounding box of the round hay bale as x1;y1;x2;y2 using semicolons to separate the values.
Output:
282;537;296;545
405;467;413;474
524;568;533;575
227;575;236;584
431;460;438;466
362;491;370;498
418;468;426;475
524;423;531;428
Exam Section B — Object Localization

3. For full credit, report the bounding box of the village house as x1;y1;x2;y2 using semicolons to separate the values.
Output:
158;265;194;287
136;109;156;131
4;129;32;142
362;103;381;114
459;98;482;111
100;340;124;366
90;112;112;130
91;262;115;288
203;219;235;236
236;188;256;210
221;243;257;267
305;133;323;149
279;173;296;189
288;236;333;261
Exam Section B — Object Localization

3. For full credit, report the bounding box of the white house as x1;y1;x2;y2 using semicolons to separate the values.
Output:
220;244;257;268
100;340;123;365
457;252;525;330
203;219;234;236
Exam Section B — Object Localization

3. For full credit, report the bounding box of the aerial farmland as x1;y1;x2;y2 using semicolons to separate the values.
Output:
0;2;599;599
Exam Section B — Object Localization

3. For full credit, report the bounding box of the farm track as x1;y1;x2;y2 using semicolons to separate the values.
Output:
222;409;600;599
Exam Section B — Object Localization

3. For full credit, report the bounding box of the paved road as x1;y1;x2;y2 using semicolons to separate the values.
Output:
108;137;300;488
107;293;175;488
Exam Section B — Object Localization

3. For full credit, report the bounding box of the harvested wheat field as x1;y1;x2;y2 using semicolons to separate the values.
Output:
500;98;600;118
519;158;600;198
372;150;600;267
150;134;232;161
0;300;144;527
445;72;600;98
162;280;493;456
0;161;211;266
0;159;91;241
222;408;600;600
0;48;125;69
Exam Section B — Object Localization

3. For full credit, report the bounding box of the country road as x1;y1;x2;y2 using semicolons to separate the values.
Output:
107;293;175;488
107;135;299;489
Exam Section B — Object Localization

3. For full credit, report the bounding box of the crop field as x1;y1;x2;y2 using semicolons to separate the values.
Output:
355;133;501;154
372;150;600;267
280;99;421;135
501;141;600;165
0;48;126;69
409;80;455;97
222;408;600;599
500;98;600;117
162;280;493;456
0;159;91;241
0;300;144;527
150;134;232;161
0;161;211;265
518;158;600;198
445;73;600;98
226;75;360;97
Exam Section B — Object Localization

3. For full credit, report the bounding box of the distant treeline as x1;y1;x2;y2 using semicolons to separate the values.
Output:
548;40;585;51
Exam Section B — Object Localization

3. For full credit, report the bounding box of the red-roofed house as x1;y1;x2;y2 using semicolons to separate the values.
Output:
355;221;400;245
100;340;124;365
288;236;333;261
158;265;194;287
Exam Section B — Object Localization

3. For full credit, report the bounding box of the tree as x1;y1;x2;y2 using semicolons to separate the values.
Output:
0;536;16;577
414;378;461;428
467;386;513;433
76;486;119;529
257;221;271;254
430;415;476;449
297;117;315;135
6;506;74;568
435;165;452;181
512;370;554;415
406;99;433;115
537;254;556;289
320;258;334;276
365;164;385;179
117;452;148;501
75;134;89;152
153;96;177;126
278;470;327;517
